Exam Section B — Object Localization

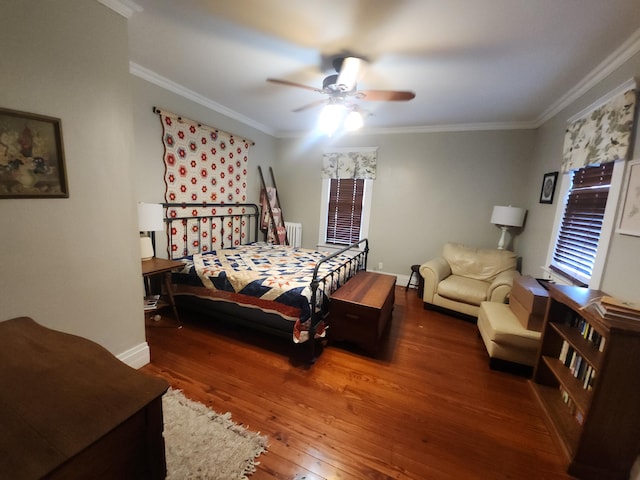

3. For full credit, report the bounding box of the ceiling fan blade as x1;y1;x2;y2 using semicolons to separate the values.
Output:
358;90;416;101
292;99;328;113
267;78;324;93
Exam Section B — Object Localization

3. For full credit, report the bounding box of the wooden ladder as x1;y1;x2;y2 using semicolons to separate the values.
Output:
258;166;289;245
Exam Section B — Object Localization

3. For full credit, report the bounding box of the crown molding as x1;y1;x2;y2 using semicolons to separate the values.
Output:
129;62;276;137
360;121;538;135
97;0;142;18
567;77;638;123
274;120;537;138
536;26;640;126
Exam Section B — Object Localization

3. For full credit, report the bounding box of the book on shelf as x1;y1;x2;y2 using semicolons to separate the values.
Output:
583;365;596;390
557;341;597;391
144;294;160;310
566;315;606;351
559;386;586;425
559;340;570;363
587;295;640;322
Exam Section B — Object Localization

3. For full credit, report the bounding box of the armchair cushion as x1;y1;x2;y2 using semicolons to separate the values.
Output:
437;276;491;306
421;243;520;317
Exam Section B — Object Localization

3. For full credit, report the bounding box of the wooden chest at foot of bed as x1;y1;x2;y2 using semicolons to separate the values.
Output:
329;271;396;355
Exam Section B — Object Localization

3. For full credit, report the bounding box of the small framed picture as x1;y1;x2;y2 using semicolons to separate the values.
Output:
0;107;68;198
539;171;558;204
618;159;640;237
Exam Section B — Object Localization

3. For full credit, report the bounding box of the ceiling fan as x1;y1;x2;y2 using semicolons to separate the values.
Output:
267;56;415;113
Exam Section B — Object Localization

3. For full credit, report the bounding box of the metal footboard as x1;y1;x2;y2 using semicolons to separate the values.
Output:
307;238;369;362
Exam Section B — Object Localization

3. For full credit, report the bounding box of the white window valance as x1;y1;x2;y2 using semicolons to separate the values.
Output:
561;87;637;173
321;147;378;179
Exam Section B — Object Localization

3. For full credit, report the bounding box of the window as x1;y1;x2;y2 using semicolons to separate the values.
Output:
549;162;616;286
326;178;363;244
318;178;372;247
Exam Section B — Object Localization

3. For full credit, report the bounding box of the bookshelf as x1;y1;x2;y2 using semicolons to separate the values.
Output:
530;284;640;480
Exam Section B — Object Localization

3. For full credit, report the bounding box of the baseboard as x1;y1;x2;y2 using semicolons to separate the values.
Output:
395;273;410;287
116;341;151;369
366;270;410;288
489;357;533;377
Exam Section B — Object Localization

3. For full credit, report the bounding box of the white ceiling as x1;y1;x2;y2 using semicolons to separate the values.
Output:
117;0;640;137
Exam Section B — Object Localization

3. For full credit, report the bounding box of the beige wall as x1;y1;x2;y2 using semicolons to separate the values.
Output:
0;1;144;357
275;129;535;276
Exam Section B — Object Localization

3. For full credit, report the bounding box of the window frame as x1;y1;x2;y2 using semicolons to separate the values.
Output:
318;177;372;249
545;159;625;289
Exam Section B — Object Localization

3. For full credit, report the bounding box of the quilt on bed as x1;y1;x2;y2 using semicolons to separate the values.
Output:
172;243;360;342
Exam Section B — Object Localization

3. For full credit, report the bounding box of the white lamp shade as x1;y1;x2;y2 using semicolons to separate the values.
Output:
137;203;164;231
490;205;526;227
318;104;345;135
344;109;363;131
139;236;154;261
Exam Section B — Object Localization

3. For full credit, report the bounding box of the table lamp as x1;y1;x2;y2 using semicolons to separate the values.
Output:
137;202;164;260
490;205;526;250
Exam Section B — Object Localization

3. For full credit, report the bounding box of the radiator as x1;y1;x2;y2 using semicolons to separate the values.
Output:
284;221;302;247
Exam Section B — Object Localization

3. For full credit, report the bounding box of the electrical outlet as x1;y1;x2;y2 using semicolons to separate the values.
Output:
378;262;383;271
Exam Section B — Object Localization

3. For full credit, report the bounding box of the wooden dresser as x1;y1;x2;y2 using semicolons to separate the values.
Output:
0;317;169;479
329;271;396;354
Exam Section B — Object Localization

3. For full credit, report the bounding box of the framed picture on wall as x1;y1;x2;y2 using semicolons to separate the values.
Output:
617;159;640;237
539;171;558;204
0;107;68;199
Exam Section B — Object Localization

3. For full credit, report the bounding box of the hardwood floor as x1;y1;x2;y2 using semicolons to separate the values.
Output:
142;287;573;479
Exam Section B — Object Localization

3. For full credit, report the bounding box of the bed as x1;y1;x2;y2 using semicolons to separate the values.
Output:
163;203;368;361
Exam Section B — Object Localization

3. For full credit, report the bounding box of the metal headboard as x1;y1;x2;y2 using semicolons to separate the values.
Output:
163;203;260;259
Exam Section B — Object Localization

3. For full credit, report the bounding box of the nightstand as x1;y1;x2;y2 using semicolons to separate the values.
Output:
142;257;184;325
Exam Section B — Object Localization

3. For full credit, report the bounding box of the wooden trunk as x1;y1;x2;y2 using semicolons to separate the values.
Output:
329;271;396;354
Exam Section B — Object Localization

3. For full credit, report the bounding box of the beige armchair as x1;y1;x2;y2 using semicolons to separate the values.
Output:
420;243;520;317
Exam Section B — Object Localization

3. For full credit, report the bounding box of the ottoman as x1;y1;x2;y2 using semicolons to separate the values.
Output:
477;301;541;367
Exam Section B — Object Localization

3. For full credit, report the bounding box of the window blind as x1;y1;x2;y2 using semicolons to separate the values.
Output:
551;162;613;285
326;178;364;245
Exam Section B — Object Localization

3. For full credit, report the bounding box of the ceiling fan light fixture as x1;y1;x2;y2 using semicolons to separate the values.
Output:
344;108;363;131
318;103;345;135
322;74;339;91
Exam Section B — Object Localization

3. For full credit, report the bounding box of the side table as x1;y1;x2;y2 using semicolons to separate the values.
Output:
406;264;424;297
142;257;184;325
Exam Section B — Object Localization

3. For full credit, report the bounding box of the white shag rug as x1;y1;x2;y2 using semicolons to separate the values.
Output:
162;389;268;479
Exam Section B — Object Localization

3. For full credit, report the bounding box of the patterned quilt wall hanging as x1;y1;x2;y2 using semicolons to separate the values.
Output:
155;108;253;258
